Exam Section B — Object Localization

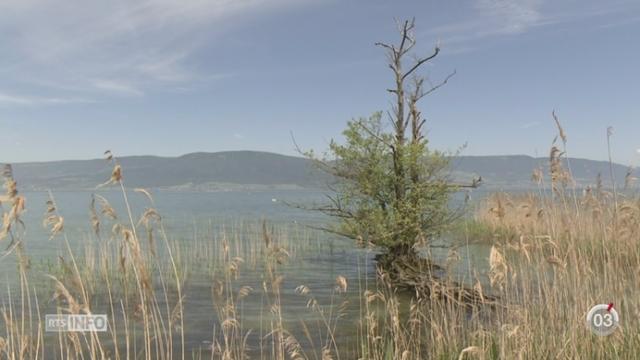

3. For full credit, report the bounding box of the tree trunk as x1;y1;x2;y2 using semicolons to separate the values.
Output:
374;244;497;307
375;243;441;283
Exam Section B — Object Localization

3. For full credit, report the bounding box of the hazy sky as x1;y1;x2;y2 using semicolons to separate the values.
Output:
1;0;639;164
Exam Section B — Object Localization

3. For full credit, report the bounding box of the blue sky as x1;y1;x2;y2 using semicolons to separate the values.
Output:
0;0;639;165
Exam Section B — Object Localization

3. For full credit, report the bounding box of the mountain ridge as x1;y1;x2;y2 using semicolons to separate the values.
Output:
3;151;634;191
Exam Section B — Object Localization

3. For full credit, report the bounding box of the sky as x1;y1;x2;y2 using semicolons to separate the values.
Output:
0;0;639;165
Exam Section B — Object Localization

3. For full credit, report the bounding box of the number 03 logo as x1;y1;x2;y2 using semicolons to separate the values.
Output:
586;304;619;336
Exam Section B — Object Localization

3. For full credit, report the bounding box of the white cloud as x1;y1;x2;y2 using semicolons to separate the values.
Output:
91;79;144;97
475;0;543;34
428;0;640;53
136;51;191;82
427;0;543;49
0;92;93;106
0;0;310;104
521;121;541;129
599;15;640;29
0;93;32;105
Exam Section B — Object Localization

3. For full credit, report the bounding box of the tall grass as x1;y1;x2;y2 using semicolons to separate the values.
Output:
458;119;640;358
0;156;358;359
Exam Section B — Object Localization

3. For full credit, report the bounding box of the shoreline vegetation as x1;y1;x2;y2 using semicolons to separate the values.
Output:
1;144;639;358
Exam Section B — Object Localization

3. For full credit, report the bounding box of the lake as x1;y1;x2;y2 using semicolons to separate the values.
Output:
0;189;492;358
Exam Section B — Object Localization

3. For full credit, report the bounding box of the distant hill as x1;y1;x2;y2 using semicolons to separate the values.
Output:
3;151;634;191
450;155;633;190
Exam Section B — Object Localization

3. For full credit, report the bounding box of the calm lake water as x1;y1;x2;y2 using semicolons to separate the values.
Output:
1;189;492;357
8;188;490;261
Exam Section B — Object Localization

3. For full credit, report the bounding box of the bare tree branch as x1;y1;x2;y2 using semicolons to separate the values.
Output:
397;20;411;58
306;225;358;240
374;42;394;52
421;70;457;98
355;120;395;151
402;47;440;81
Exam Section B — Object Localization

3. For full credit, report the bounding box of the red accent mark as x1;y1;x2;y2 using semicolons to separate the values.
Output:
607;303;614;312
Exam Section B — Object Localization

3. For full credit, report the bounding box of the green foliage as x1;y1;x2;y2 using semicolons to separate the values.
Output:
312;112;455;251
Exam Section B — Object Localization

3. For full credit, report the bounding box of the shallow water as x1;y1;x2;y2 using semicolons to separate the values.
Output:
0;189;492;357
